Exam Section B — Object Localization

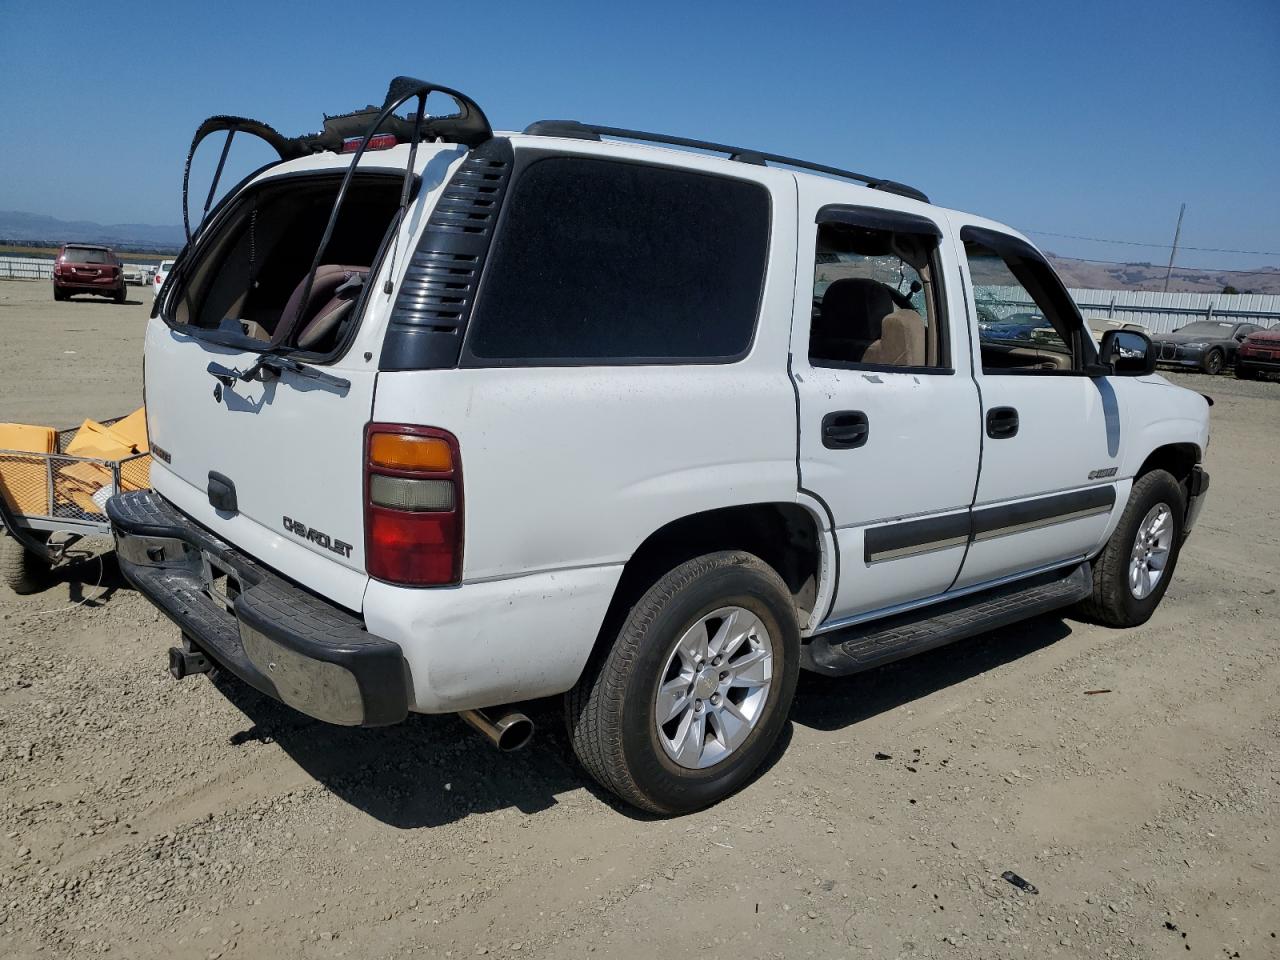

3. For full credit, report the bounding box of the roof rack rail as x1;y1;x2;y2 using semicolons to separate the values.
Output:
521;120;929;204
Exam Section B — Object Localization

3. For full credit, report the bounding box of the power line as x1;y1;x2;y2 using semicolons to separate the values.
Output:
1028;229;1279;258
1049;254;1278;277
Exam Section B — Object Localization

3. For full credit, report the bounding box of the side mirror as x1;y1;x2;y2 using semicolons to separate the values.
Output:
1099;330;1157;376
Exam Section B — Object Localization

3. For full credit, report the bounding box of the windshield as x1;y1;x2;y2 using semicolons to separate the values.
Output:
1175;322;1233;336
63;247;111;264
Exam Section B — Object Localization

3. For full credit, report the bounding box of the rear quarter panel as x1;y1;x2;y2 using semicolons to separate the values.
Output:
371;161;802;584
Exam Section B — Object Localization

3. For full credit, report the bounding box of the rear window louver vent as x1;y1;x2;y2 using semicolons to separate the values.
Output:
380;138;514;370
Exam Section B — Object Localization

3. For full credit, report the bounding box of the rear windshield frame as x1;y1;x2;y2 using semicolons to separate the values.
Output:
158;167;417;365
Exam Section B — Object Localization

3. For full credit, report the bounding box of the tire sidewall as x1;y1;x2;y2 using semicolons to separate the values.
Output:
1110;472;1185;624
618;559;799;813
1202;349;1223;375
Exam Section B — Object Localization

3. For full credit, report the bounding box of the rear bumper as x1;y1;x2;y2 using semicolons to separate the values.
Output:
54;277;122;291
1184;465;1210;537
107;490;409;726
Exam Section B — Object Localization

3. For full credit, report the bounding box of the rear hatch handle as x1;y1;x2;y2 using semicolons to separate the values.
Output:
206;355;350;394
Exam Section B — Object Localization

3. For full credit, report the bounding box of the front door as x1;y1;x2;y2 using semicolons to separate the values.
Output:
951;222;1124;589
793;190;981;625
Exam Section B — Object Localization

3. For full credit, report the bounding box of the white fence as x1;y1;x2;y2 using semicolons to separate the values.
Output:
1;254;157;285
997;286;1280;334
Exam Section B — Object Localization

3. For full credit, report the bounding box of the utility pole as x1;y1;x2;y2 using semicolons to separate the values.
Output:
1163;203;1185;292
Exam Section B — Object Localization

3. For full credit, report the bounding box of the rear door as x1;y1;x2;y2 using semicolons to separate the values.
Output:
144;323;377;611
792;185;982;624
145;165;424;611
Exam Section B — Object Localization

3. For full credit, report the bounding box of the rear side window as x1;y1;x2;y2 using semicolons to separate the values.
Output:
463;157;770;364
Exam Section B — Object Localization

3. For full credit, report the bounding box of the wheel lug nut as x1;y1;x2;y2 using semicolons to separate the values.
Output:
694;699;702;711
719;671;728;681
710;694;720;705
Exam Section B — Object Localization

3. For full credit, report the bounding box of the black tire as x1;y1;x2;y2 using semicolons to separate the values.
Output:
0;533;48;595
53;287;66;302
1200;348;1224;376
1075;469;1185;627
566;551;800;814
1235;363;1257;381
113;287;127;304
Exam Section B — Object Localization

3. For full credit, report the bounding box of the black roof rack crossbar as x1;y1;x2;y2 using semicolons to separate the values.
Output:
521;120;929;203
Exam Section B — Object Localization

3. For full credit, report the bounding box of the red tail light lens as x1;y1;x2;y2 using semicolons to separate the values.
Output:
343;133;397;153
365;424;462;586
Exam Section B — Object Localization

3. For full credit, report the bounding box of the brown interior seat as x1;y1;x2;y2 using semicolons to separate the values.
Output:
271;265;369;349
812;278;896;363
862;307;927;366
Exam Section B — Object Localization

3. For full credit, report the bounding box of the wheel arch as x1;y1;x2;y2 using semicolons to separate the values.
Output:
591;502;829;661
1134;441;1203;526
1137;441;1200;487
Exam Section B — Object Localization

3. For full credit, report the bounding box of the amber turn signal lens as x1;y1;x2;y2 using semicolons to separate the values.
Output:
369;434;453;472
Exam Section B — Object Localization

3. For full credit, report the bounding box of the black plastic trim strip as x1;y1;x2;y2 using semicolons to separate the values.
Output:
816;204;942;238
972;486;1115;541
860;485;1117;565
864;512;971;565
379;138;514;370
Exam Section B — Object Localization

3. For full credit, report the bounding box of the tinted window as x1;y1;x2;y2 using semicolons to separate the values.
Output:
464;157;770;363
63;247;112;264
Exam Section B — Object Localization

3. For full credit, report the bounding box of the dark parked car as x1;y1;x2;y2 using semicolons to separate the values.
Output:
52;244;126;303
1235;326;1280;380
978;311;1048;342
1149;320;1264;375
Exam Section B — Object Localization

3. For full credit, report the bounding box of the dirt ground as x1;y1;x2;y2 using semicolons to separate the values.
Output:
2;280;1278;960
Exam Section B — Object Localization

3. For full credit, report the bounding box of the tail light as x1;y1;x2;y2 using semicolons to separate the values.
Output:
364;424;462;586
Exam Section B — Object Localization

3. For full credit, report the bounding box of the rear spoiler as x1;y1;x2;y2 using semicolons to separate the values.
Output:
182;77;491;243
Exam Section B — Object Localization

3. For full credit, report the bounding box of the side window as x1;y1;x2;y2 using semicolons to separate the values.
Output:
962;231;1087;374
463;157;770;364
809;219;947;370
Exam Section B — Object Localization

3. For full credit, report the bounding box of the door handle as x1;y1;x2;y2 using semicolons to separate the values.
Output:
822;410;869;449
986;406;1019;439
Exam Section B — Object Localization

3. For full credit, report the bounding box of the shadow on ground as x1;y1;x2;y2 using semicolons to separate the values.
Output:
64;296;145;306
202;614;1074;829
791;614;1076;731
42;548;128;607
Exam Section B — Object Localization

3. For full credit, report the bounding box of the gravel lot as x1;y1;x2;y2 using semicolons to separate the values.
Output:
2;281;1278;959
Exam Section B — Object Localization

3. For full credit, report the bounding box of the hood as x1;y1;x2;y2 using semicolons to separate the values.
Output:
1245;327;1280;343
1153;331;1226;344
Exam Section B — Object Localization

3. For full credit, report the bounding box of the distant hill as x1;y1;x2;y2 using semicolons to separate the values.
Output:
1045;253;1280;295
0;210;183;253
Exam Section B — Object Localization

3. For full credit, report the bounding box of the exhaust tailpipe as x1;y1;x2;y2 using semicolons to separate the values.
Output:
459;708;534;752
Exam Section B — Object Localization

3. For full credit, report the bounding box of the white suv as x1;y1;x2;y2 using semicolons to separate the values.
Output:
110;78;1211;813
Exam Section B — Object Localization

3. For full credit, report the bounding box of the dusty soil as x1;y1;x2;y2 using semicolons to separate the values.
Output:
0;281;148;426
2;281;1278;960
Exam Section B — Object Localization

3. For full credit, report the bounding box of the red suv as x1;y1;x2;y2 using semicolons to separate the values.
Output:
52;244;127;303
1235;327;1280;380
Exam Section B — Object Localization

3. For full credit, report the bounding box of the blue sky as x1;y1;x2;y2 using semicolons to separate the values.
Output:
1;0;1277;272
